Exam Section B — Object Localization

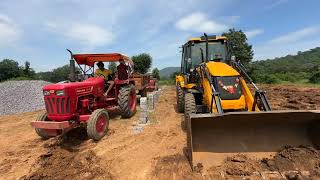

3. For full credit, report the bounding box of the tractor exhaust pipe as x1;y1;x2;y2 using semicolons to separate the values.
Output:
67;49;76;82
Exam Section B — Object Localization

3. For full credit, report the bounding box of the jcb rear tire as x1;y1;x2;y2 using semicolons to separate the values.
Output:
35;112;51;140
87;109;109;141
176;84;184;113
184;93;196;164
118;85;137;118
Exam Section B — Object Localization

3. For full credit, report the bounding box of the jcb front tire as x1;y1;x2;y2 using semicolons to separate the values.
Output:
176;84;184;113
87;109;109;141
184;93;196;163
184;93;196;124
118;85;137;118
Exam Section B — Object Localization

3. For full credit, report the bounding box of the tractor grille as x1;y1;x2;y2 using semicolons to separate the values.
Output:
45;97;70;114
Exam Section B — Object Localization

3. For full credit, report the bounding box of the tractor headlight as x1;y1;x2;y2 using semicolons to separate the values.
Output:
55;90;65;96
43;90;50;96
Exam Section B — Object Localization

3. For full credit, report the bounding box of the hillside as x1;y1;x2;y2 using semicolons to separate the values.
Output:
249;47;320;83
252;47;320;73
159;67;180;78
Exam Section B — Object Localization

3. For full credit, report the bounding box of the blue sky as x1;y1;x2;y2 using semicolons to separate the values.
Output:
0;0;320;72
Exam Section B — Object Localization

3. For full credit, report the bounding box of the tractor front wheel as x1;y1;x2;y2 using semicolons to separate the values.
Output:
118;85;137;118
35;112;52;140
87;109;109;141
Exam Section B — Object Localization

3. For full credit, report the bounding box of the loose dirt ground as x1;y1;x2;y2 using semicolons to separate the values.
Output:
0;85;320;179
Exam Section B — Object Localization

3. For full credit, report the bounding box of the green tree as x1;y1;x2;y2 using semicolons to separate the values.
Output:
38;65;70;83
108;62;117;73
222;28;254;65
132;53;152;74
152;68;160;80
23;61;36;78
309;65;320;83
170;71;180;80
0;59;23;81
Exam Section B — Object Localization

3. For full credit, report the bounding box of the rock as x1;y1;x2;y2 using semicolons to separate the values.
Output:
0;80;50;115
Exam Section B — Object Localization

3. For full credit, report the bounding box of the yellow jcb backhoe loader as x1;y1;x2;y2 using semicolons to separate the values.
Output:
176;33;320;171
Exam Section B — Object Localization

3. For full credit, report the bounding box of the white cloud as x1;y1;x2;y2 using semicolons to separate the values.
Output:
0;14;21;46
269;26;320;44
254;26;320;60
245;29;264;39
175;12;228;33
45;22;114;48
266;0;289;10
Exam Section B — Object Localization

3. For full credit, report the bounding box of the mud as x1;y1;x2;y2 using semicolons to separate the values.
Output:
205;146;320;179
24;129;114;180
0;85;320;179
260;84;320;110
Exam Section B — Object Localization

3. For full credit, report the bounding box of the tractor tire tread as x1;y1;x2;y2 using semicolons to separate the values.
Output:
118;85;136;118
87;109;109;141
35;112;50;140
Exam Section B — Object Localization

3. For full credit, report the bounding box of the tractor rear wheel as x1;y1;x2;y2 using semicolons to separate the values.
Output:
87;109;109;141
118;85;137;118
184;93;196;163
176;84;184;113
35;112;51;140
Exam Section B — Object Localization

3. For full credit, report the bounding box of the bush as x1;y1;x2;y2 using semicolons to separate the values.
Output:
264;74;280;84
309;71;320;83
7;76;34;81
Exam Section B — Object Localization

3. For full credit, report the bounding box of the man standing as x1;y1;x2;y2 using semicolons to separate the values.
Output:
117;59;129;80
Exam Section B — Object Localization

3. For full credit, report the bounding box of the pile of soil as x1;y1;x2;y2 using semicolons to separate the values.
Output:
24;129;114;180
206;146;320;179
259;84;320;110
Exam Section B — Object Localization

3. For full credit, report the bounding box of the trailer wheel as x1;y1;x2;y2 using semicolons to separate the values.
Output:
176;84;184;113
118;85;137;118
184;93;196;165
87;109;109;141
35;112;51;140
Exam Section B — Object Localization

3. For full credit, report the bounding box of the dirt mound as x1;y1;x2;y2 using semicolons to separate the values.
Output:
224;155;260;176
259;84;320;110
261;146;320;175
206;146;320;179
151;154;198;180
25;130;114;180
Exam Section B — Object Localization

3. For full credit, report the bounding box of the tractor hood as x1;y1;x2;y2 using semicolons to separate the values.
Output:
43;77;105;97
206;61;239;77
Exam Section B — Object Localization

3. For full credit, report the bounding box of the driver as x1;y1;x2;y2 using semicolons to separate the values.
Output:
95;61;112;80
95;61;114;96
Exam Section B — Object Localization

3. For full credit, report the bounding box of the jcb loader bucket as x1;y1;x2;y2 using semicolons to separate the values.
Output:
186;110;320;170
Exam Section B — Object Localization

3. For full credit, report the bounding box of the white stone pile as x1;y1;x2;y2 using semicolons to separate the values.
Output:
0;80;50;116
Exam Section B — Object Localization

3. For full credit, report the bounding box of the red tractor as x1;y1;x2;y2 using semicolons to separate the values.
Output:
31;50;137;141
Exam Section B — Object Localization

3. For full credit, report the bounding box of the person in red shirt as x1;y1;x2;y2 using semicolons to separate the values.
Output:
117;59;129;80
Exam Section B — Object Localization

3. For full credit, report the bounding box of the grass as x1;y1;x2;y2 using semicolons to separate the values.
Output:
158;79;175;85
277;80;320;87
